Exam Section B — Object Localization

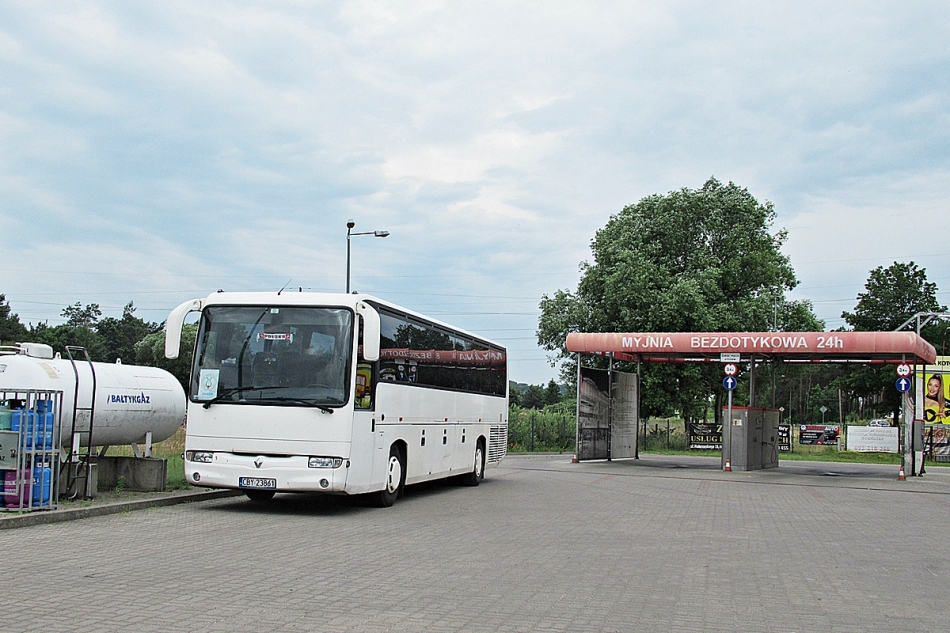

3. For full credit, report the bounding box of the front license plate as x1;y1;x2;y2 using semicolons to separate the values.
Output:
239;477;277;490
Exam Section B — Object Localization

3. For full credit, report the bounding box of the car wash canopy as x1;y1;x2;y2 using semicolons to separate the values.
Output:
566;331;936;364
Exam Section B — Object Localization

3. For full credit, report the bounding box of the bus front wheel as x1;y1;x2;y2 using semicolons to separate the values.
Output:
460;441;485;487
372;446;404;507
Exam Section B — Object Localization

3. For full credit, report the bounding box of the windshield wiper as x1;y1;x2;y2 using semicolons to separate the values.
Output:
200;385;283;409
251;396;336;414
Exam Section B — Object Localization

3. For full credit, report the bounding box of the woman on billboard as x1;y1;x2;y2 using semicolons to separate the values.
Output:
924;373;947;423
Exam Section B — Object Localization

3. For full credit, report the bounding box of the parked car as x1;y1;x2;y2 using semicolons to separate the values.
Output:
868;419;891;427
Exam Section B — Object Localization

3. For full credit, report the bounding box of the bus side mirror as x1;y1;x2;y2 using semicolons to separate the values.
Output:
356;302;380;362
165;299;203;359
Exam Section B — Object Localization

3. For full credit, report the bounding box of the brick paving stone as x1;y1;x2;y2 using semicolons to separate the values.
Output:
1;454;949;632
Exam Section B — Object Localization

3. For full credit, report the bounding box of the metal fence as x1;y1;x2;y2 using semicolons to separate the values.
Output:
640;419;688;451
508;411;692;453
508;409;576;452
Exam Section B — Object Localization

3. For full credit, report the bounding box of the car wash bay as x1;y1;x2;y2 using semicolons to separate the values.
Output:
566;330;936;475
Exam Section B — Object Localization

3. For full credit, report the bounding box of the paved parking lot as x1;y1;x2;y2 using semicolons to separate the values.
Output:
3;454;950;632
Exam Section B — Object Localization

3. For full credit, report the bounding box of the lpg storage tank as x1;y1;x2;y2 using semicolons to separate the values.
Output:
0;343;186;496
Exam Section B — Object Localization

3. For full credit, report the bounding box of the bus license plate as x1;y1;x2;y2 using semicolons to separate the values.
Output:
239;477;276;489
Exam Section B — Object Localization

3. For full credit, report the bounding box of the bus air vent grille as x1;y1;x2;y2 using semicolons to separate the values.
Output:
488;425;508;463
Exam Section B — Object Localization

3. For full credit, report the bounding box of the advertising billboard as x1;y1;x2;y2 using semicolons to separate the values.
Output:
799;425;839;445
687;422;722;450
846;426;900;453
920;356;950;424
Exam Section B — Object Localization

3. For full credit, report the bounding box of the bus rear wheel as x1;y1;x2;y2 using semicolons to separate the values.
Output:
460;441;485;487
372;445;404;507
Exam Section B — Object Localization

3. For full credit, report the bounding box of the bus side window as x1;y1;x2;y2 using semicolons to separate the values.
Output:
356;363;373;409
356;316;375;409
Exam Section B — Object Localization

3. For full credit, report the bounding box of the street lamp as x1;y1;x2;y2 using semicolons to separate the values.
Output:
346;219;389;293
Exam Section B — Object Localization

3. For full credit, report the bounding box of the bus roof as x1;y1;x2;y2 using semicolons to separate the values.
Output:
199;291;506;350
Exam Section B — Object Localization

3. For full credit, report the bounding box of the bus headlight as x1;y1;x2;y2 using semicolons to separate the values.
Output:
308;456;344;468
186;451;213;463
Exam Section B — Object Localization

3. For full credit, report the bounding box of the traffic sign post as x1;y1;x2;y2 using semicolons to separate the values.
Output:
892;364;922;477
722;375;736;472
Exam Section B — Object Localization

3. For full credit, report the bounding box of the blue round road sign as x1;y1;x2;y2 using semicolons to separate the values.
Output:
723;376;737;391
895;378;912;393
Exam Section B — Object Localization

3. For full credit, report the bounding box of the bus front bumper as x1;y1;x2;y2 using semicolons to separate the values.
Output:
184;453;349;493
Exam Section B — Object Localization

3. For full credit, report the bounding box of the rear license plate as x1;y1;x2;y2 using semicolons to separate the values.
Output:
239;477;276;489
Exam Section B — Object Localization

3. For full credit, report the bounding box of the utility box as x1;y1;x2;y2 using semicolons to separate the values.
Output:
0;431;18;469
722;406;780;471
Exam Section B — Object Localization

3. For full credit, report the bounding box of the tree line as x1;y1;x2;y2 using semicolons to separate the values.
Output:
509;380;566;410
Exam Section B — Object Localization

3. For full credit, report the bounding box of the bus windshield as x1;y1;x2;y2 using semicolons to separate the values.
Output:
191;305;354;408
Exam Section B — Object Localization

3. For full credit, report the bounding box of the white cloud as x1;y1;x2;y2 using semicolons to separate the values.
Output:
383;128;562;184
1;1;949;381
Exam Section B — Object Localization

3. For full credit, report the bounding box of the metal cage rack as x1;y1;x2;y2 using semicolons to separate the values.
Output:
1;389;63;512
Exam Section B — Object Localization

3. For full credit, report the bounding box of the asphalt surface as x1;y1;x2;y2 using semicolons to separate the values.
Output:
2;454;949;632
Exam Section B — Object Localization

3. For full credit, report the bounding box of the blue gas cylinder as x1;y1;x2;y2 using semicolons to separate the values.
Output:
31;459;51;506
45;410;54;449
10;407;31;449
35;400;54;449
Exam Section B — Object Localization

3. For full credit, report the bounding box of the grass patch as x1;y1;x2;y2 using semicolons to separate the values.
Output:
777;450;901;464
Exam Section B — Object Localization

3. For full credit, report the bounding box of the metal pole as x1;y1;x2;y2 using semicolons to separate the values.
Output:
607;354;613;461
345;220;389;294
635;357;641;459
575;353;581;460
345;221;353;293
749;356;756;408
530;412;535;452
725;388;733;470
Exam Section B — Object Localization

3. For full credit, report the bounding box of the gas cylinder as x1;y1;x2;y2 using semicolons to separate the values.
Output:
4;467;30;509
31;457;51;506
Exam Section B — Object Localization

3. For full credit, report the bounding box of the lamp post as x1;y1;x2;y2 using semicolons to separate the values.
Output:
346;219;389;293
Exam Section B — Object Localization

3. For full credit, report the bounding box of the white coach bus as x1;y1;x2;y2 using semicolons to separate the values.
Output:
164;291;508;506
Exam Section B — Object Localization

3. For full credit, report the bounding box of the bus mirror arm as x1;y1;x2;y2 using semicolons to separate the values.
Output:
356;302;381;362
165;299;203;359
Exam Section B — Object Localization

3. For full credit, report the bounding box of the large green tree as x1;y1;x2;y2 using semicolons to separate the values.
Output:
96;302;162;363
839;261;949;419
538;178;821;419
842;261;947;337
61;302;102;327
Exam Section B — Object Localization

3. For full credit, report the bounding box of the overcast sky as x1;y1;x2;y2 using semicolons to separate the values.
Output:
1;1;948;384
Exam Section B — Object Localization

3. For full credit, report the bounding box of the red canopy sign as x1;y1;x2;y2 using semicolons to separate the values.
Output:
566;331;936;364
